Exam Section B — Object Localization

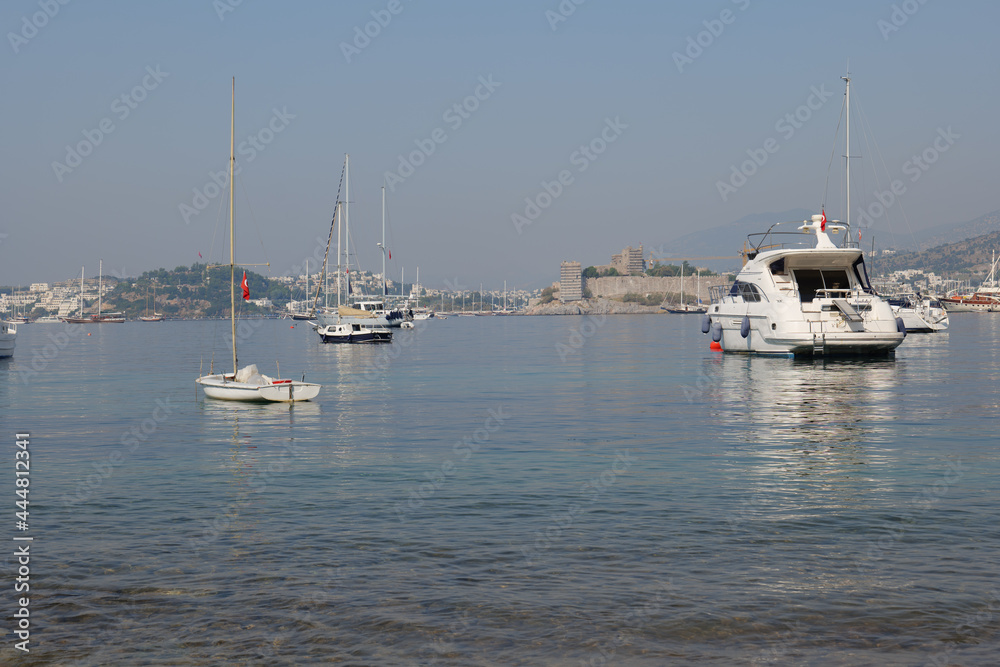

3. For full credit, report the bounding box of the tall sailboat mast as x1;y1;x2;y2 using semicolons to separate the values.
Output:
842;72;851;230
229;77;237;375
335;201;341;308
345;153;350;302
382;184;387;296
98;259;103;318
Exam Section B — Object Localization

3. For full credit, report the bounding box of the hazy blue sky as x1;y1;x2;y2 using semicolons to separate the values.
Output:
2;0;997;289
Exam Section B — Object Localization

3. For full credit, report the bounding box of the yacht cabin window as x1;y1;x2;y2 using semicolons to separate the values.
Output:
728;281;762;302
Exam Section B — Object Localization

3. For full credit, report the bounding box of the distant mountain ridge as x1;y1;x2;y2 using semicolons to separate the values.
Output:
873;228;1000;278
906;210;1000;251
658;207;1000;275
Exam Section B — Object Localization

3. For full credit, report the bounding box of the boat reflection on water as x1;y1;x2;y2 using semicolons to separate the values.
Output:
194;400;322;553
693;354;908;573
703;353;902;471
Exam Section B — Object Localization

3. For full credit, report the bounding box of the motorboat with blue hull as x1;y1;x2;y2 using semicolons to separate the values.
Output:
702;214;906;357
317;322;392;344
316;301;406;328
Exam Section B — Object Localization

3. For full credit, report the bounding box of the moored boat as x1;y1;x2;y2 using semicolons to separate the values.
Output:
316;321;392;344
940;250;1000;312
703;214;905;356
887;294;949;332
61;261;125;323
0;321;16;358
195;79;321;403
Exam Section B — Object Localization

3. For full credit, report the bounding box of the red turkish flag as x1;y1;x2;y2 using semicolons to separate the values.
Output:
820;210;827;232
241;271;250;300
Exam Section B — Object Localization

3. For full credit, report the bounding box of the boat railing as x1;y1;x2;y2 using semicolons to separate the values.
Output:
815;288;853;299
745;224;860;257
708;283;772;305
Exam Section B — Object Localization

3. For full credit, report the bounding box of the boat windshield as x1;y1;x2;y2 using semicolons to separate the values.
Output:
851;256;875;294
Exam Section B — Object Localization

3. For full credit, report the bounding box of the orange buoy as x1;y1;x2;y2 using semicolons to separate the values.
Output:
87;332;92;336
710;341;722;351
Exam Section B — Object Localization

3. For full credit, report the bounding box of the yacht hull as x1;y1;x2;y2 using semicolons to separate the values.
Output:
0;322;16;358
318;329;392;344
719;326;903;356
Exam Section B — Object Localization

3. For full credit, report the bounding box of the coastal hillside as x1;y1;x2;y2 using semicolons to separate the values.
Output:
908;210;1000;251
873;229;1000;279
102;264;292;319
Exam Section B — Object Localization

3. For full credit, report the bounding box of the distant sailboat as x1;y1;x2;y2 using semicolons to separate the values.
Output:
195;79;321;402
62;261;125;323
139;283;164;322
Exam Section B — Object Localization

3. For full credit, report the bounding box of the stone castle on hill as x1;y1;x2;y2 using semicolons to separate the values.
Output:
560;244;726;305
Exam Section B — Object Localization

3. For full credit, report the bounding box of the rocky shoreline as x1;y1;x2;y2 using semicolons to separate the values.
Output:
524;298;670;315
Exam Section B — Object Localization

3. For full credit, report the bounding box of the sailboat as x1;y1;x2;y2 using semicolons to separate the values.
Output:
6;286;29;324
664;261;706;313
196;79;321;402
315;160;402;332
313;159;394;343
290;259;314;320
139;283;164;322
62;261;125;323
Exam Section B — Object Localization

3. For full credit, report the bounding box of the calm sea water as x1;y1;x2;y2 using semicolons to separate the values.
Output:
1;314;999;665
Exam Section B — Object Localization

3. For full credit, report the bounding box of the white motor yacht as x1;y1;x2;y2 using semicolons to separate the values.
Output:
703;214;906;356
0;320;16;358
